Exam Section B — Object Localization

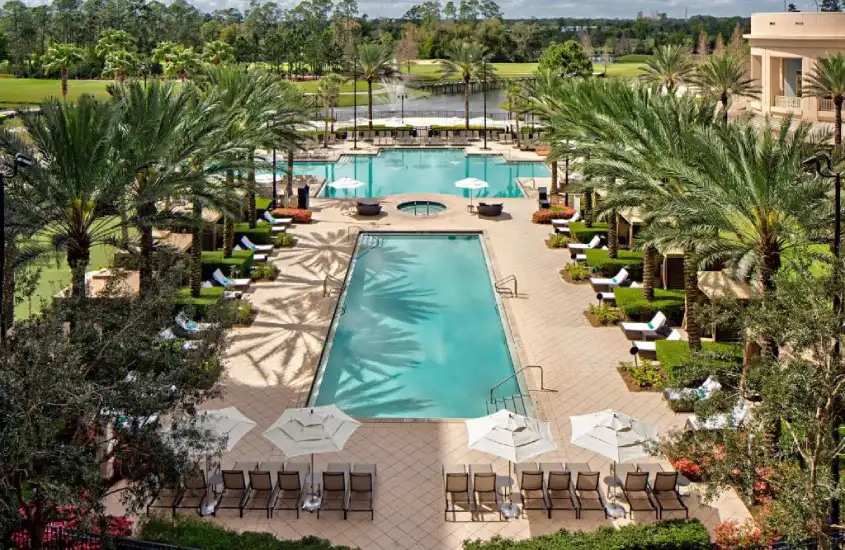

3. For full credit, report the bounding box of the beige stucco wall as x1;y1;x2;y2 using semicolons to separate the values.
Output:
746;12;845;38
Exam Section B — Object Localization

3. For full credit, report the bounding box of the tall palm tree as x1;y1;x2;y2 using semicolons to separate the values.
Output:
316;73;344;148
803;52;845;148
202;40;235;66
506;83;523;149
691;53;759;122
41;43;84;100
525;68;567;197
348;43;395;130
163;46;202;83
441;42;495;130
4;97;123;298
102;49;139;83
640;44;696;93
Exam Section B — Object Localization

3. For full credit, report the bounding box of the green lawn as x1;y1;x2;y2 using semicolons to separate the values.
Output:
0;78;113;106
595;63;646;78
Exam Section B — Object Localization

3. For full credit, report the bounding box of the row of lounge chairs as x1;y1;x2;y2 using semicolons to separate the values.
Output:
372;137;470;147
148;461;376;520
443;462;688;521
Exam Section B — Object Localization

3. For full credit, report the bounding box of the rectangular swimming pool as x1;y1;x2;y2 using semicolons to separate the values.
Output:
308;232;523;419
292;149;548;198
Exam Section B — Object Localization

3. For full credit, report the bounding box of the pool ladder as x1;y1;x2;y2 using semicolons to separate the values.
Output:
494;275;517;297
487;365;556;415
323;274;345;297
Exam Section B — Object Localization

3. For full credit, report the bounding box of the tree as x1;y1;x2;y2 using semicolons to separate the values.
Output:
440;42;492;130
510;22;537;62
201;40;234;66
102;49;138;83
691;53;759;122
787;2;800;11
40;43;84;100
443;0;456;20
537;40;591;79
394;23;419;74
803;52;845;148
821;0;841;11
95;28;135;58
639;44;695;93
696;30;708;62
505;83;523;148
316;73;343;148
348;42;395;130
161;45;201;82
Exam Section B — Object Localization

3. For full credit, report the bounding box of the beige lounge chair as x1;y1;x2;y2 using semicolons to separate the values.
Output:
245;470;278;518
574;471;607;518
318;463;348;519
516;463;547;516
443;464;471;521
348;464;376;520
542;463;577;519
147;481;184;517
214;462;256;517
651;472;688;519
176;469;209;514
621;471;657;519
272;462;308;518
470;464;501;520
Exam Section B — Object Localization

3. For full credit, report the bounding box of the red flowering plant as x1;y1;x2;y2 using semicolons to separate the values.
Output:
714;519;763;549
672;458;703;482
11;505;133;549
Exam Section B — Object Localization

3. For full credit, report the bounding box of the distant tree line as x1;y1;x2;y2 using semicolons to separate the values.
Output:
0;0;750;79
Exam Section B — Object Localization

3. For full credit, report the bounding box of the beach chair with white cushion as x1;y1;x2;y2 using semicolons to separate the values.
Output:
552;211;581;232
630;328;682;361
174;312;216;337
686;401;750;431
233;245;266;262
597;282;640;303
241;236;274;253
664;376;722;404
263;211;293;226
620;311;667;340
212;269;251;290
574;246;607;263
590;268;629;292
568;236;601;256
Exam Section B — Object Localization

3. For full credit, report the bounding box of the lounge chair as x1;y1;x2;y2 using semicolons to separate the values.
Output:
174;312;216;337
538;187;550;209
470;464;501;520
356;201;382;216
574;471;607;518
263;211;293;226
551;210;581;227
176;469;210;515
542;463;577;519
443;464;471;521
213;464;255;517
318;463;348;519
568;235;601;252
686;400;750;431
241;236;274;253
621;472;657;519
348;464;376;520
597;282;641;304
636;463;665;485
245;470;278;518
477;202;504;217
233;245;266;262
147;481;184;517
271;462;308;519
650;472;688;519
621;311;668;340
630;328;682;360
590;268;629;292
516;463;547;517
212;269;251;291
664;376;722;404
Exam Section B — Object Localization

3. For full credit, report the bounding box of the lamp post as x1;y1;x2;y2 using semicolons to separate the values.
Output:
397;84;408;124
0;153;33;345
804;152;841;528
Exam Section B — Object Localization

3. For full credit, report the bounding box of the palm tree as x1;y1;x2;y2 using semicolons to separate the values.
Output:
525;68;567;197
316;73;344;148
202;40;235;66
506;83;523;149
163;46;202;82
691;53;759;122
348;43;395;130
640;44;696;93
440;42;493;130
41;43;84;100
102;49;139;83
803;52;845;148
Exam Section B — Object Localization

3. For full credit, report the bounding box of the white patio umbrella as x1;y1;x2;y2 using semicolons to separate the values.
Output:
196;407;258;452
329;177;365;209
254;173;275;185
263;405;360;510
465;409;556;517
455;177;489;210
569;409;658;517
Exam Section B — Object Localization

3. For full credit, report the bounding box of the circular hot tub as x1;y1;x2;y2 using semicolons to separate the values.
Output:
397;200;447;216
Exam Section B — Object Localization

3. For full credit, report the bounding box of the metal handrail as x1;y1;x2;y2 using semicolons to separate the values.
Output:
347;225;365;242
323;274;345;297
495;274;518;297
489;365;555;403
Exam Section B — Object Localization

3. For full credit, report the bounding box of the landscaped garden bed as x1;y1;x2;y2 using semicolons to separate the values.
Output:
174;286;224;318
617;358;667;392
233;221;273;245
656;339;743;387
545;233;570;249
272;207;312;223
585;248;644;278
200;249;253;279
583;302;623;326
569;221;608;242
560;263;590;284
613;286;685;324
532;207;576;224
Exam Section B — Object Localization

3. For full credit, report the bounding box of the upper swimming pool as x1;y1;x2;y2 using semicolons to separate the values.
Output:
292;149;548;198
309;232;523;419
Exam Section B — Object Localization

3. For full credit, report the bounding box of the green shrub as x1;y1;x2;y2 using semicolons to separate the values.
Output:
569;221;608;243
548;233;570;248
532;208;576;224
200;250;253;280
233;222;273;245
174;286;224;319
587;302;622;325
276;232;295;247
615;54;654;63
564;262;591;281
619;358;665;390
462;519;710;549
613;287;685;324
585;248;644;279
140;516;355;550
251;262;279;280
657;340;743;386
255;197;273;213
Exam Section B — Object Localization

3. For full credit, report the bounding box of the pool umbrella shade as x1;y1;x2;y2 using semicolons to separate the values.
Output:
195;407;257;452
569;409;658;517
465;409;557;517
263;405;361;510
329;177;365;191
255;173;275;185
455;178;489;209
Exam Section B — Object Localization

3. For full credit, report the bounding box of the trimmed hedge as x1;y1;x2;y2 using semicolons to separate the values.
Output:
585;248;644;279
272;207;313;224
174;286;224;319
256;197;273;212
233;222;273;245
463;519;710;549
614;287;685;324
657;340;743;386
201;249;253;279
140;516;355;550
569;221;608;244
532;208;576;224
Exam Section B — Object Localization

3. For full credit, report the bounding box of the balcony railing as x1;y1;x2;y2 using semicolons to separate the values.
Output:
819;98;835;112
775;95;802;109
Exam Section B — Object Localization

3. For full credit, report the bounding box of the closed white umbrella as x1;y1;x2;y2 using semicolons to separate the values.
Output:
455;177;489;210
255;173;275;185
466;409;556;517
263;405;360;510
569;409;657;517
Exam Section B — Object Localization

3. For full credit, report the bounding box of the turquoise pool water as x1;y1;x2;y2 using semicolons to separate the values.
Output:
293;149;548;198
310;233;521;419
